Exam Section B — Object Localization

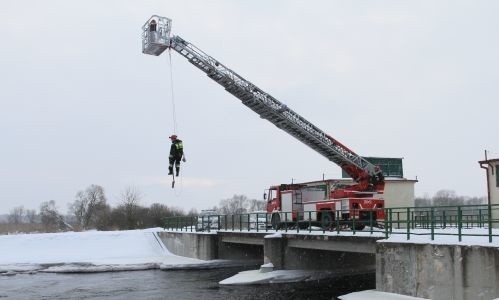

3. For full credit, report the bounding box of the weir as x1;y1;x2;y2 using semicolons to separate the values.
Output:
157;230;499;299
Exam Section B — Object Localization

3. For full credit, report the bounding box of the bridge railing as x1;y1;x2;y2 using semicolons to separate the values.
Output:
163;204;499;243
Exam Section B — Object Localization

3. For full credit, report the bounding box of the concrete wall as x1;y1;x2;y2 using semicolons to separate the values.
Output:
217;232;264;261
157;232;217;260
376;242;499;300
264;234;378;274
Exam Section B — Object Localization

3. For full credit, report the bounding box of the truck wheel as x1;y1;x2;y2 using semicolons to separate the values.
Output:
321;211;333;230
271;213;281;230
353;223;365;230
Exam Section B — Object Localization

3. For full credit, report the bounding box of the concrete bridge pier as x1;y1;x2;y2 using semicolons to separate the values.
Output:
158;231;378;274
376;242;499;300
263;234;285;268
263;234;376;273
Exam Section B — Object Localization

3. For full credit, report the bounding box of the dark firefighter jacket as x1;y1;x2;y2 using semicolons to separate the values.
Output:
170;139;183;159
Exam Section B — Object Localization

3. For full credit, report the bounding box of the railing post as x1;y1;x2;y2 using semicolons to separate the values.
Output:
443;210;446;228
285;212;288;232
231;214;234;231
369;209;373;235
308;211;312;233
396;212;400;229
406;207;410;240
411;211;415;229
296;211;300;233
265;212;269;232
457;206;462;242
336;210;340;234
352;209;356;235
239;214;242;232
389;208;393;233
488;204;492;243
425;212;434;228
255;213;260;232
384;208;389;239
430;207;435;241
247;214;250;232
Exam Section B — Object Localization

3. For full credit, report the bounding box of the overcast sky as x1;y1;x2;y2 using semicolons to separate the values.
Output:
1;1;498;214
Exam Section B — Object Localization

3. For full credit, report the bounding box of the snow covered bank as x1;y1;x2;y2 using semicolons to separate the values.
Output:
219;263;372;286
219;269;316;285
339;290;429;300
0;229;232;274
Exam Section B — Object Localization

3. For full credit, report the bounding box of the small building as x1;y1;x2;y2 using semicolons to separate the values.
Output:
341;156;418;208
335;178;418;208
479;157;499;227
382;178;418;208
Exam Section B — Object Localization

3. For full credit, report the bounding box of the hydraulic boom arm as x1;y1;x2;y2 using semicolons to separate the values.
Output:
142;16;384;193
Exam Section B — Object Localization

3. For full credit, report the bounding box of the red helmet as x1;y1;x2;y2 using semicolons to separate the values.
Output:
169;134;177;140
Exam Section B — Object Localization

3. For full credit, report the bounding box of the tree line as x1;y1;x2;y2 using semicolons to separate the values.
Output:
415;190;486;207
0;185;265;234
2;186;483;234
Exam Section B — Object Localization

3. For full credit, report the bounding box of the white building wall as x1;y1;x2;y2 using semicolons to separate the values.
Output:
383;179;417;208
486;161;499;228
336;178;417;208
488;162;499;205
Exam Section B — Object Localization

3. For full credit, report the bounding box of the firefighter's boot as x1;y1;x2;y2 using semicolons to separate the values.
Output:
168;166;173;175
175;167;180;177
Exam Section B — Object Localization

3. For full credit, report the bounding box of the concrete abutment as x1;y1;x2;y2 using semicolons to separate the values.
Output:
376;242;499;300
158;231;499;299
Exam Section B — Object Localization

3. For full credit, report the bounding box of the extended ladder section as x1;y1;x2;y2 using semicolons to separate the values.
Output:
142;16;383;187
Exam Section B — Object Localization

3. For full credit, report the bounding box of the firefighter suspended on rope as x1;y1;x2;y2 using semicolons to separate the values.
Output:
168;134;186;177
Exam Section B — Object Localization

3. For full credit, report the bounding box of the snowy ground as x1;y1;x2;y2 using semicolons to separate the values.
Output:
0;228;234;275
382;227;498;247
338;290;429;300
197;226;499;247
1;227;495;300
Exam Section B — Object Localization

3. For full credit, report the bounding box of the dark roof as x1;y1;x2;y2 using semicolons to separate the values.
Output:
479;158;499;164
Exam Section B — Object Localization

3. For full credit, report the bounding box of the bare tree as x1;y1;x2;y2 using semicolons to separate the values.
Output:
40;200;64;232
218;195;249;215
187;208;198;217
415;196;432;207
25;209;37;224
69;184;107;230
147;203;170;227
248;199;266;212
8;206;25;224
433;190;463;206
120;186;142;229
466;196;486;205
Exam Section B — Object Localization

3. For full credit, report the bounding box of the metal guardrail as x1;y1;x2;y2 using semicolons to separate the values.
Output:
163;204;499;243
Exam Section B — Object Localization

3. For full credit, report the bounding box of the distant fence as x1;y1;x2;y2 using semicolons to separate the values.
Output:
163;204;499;243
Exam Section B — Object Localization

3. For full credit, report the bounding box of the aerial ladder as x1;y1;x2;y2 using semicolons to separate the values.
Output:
142;17;386;228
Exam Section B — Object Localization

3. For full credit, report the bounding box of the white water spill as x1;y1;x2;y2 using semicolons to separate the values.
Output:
0;228;231;274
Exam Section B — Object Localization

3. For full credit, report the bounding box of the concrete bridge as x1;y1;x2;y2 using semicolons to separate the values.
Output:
158;229;499;300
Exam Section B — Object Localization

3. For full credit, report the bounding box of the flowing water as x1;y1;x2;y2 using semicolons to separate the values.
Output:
0;267;375;300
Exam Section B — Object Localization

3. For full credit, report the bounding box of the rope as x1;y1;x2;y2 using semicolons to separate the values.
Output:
167;49;183;194
168;49;178;135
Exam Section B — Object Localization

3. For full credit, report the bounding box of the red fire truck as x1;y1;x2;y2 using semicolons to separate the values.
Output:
266;179;385;230
142;16;386;230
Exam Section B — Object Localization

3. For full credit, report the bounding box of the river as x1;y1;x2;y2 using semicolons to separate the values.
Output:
0;267;374;299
